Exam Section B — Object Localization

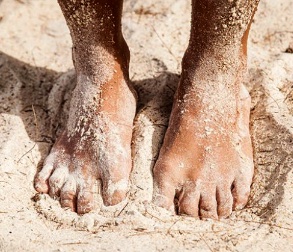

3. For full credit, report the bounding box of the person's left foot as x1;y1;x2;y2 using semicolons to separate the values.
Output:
153;67;254;219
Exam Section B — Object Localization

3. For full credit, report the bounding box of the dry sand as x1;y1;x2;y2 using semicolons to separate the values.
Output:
0;0;293;251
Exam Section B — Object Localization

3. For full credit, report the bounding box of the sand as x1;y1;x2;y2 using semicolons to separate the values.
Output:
0;0;293;251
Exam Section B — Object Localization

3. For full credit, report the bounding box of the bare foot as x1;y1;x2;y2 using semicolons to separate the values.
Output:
34;0;137;214
153;66;254;219
152;0;258;220
35;59;136;214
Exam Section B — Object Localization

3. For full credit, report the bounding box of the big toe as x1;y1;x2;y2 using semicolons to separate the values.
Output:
153;165;176;211
232;179;251;210
102;178;129;206
153;182;176;211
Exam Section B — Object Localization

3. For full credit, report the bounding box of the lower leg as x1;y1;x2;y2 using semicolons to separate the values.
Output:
59;0;130;77
153;0;259;219
35;0;136;213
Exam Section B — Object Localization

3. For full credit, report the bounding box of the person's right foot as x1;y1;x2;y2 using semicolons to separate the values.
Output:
35;57;137;214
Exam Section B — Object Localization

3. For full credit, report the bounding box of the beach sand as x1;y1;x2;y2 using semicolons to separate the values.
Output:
0;0;293;251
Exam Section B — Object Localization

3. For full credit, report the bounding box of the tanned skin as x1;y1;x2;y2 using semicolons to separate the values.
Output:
35;0;259;218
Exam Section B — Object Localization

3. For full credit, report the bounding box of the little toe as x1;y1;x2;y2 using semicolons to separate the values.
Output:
216;185;233;218
199;189;218;219
60;177;77;212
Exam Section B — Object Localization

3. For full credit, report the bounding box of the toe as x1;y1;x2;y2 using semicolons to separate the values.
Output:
77;182;95;214
152;166;177;211
102;177;129;206
48;165;68;198
232;180;251;210
34;155;56;193
199;188;218;219
60;176;77;212
153;180;176;211
100;160;131;206
178;189;200;217
216;185;233;218
152;160;178;211
34;174;50;193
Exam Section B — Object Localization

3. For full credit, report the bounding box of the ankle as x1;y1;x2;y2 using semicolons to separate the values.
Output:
182;45;245;72
73;36;130;78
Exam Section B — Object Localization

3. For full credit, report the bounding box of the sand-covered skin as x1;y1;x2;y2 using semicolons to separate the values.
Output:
0;0;293;251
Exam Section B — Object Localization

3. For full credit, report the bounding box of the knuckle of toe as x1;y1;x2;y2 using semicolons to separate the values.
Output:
78;195;91;206
34;178;42;187
153;193;172;209
200;210;218;219
153;159;174;176
61;200;73;209
61;191;75;200
104;193;124;206
218;207;232;218
200;203;214;212
179;207;198;218
237;192;249;203
34;183;46;193
78;204;92;214
49;176;60;186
